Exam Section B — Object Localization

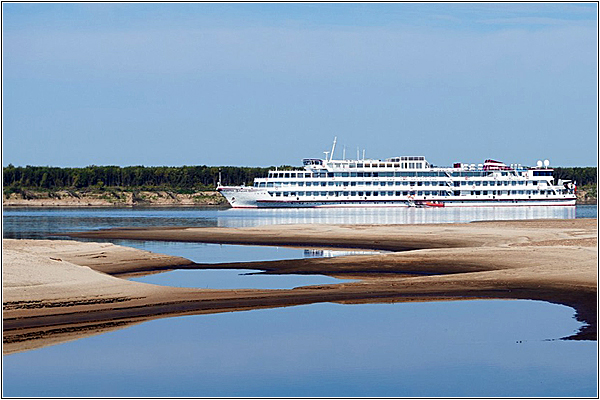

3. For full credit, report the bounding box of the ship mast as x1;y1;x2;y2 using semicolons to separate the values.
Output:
330;137;337;162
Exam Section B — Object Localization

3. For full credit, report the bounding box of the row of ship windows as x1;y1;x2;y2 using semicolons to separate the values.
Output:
303;160;427;169
327;162;425;169
255;180;542;188
268;171;529;178
268;190;556;197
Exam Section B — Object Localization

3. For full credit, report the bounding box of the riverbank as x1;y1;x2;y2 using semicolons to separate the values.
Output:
577;185;598;204
3;187;596;206
3;189;228;207
3;219;597;354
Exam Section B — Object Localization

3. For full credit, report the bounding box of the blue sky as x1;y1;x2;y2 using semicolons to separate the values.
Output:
2;3;597;167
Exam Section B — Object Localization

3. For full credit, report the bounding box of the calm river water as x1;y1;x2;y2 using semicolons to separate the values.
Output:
2;205;597;397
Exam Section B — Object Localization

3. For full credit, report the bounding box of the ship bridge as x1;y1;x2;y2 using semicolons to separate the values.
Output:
302;156;432;171
302;158;323;166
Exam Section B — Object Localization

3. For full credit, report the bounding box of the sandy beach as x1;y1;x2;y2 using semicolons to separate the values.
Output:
3;218;597;354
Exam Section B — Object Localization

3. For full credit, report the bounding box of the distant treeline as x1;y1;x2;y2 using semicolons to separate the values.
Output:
553;167;597;187
2;165;283;191
3;164;597;191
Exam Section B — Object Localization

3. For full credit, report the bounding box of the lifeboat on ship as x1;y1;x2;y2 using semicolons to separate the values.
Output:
413;200;445;208
424;201;445;208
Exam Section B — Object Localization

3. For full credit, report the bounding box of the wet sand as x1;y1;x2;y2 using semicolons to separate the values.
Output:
3;219;597;354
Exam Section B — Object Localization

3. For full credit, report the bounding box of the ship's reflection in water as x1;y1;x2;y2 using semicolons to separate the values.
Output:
3;205;587;241
216;205;577;227
303;248;386;257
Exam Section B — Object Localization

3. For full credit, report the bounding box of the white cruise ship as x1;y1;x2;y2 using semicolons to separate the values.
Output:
218;142;576;209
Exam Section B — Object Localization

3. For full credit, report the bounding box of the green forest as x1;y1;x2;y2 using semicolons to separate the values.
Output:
2;164;292;193
552;167;597;187
3;164;597;193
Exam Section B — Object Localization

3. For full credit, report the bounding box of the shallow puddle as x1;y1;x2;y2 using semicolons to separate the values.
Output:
130;268;354;289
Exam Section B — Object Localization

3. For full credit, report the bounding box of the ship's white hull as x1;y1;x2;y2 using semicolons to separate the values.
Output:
218;187;576;208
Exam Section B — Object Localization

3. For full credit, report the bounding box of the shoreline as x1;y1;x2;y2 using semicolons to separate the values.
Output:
3;188;597;207
3;189;229;207
3;201;598;208
3;219;597;354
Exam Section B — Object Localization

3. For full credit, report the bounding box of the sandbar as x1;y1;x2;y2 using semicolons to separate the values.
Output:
3;218;597;354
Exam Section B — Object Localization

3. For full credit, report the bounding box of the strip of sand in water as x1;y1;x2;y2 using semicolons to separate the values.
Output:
3;218;597;354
